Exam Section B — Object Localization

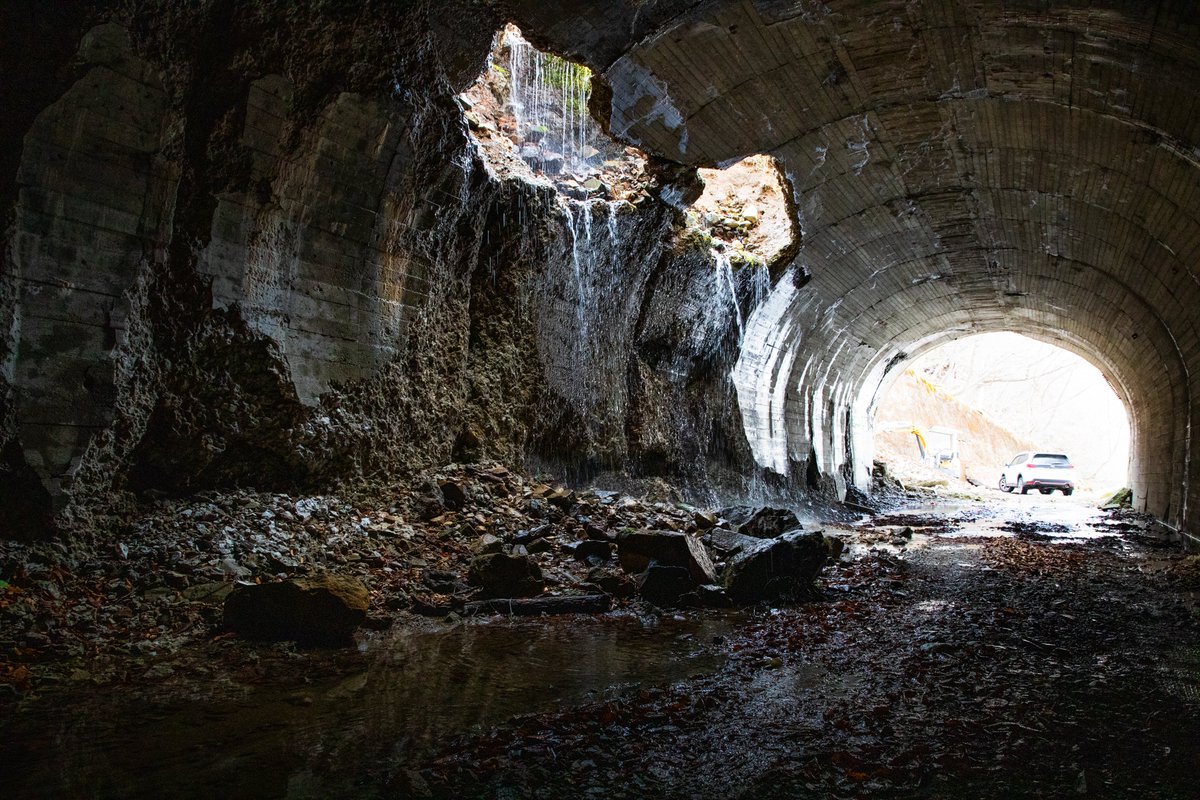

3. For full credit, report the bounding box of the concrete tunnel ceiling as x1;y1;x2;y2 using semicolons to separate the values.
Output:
504;0;1200;527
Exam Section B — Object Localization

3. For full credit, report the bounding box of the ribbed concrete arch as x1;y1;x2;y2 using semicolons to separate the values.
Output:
547;0;1200;528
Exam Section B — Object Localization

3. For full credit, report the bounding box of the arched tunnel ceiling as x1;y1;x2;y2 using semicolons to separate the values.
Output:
503;0;1200;522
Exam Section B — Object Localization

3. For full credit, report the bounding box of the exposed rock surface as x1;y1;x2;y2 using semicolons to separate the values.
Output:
223;576;368;645
0;2;771;537
636;564;696;607
736;507;802;539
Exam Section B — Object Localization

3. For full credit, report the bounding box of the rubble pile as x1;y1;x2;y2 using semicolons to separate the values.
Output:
0;462;837;695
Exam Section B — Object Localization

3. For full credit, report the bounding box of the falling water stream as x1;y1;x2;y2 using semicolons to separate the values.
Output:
562;198;622;346
505;26;593;174
714;250;745;343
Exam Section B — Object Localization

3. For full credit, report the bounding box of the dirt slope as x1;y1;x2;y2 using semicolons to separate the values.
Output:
874;369;1035;488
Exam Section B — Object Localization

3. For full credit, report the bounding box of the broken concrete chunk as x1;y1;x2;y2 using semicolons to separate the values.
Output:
223;576;369;645
616;529;717;584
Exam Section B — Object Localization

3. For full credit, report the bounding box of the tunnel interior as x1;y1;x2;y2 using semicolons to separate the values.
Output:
3;3;1200;797
2;1;1199;534
584;0;1200;531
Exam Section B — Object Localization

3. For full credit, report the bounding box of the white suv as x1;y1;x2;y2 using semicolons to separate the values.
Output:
999;452;1075;496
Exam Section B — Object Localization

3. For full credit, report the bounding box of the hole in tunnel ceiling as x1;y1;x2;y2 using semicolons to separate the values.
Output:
457;24;649;202
686;154;796;269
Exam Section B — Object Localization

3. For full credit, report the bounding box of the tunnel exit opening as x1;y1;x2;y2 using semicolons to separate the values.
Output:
867;333;1132;500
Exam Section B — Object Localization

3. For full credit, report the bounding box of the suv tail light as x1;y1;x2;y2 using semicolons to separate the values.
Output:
1026;463;1036;468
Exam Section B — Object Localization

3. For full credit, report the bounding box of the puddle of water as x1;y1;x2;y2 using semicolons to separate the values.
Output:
3;613;735;799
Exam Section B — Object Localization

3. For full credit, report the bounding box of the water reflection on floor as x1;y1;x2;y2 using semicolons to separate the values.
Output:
3;613;735;799
892;493;1120;541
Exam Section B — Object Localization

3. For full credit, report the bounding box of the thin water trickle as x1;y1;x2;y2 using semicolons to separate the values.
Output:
751;262;771;311
714;250;744;344
562;198;624;345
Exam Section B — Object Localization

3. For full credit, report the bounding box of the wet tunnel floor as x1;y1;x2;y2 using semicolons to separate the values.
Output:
4;495;1199;799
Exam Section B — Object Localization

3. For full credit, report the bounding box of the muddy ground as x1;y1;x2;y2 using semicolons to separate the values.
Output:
2;484;1198;799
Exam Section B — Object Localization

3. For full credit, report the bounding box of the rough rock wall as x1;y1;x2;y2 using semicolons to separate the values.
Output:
0;1;757;538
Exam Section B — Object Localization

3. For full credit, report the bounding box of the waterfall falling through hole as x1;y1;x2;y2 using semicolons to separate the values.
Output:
505;25;596;175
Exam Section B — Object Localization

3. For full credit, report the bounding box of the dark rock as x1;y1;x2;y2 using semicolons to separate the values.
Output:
574;539;613;563
546;487;576;509
692;510;719;530
223;576;369;645
638;564;694;607
738;507;801;539
717;505;756;529
439;481;467;511
697;583;733;608
826;535;845;561
414;494;444;521
514;523;551;544
723;531;833;604
473;533;503;555
702;527;762;557
587;567;637;598
422;568;466;594
584;522;611;541
540;151;565;174
616;529;717;583
525;537;553;554
467;552;544;598
452;425;483;462
843;485;878;512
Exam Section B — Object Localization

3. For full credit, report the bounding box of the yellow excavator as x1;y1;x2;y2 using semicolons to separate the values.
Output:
880;422;959;472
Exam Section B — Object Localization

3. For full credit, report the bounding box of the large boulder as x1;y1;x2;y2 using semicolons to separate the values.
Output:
722;531;833;603
737;507;801;539
703;527;767;558
467;552;544;598
224;576;369;646
616;529;717;584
